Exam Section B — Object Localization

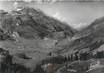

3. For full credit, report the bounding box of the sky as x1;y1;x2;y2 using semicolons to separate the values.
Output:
1;1;104;29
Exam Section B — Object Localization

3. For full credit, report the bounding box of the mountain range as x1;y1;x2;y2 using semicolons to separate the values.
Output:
0;7;104;73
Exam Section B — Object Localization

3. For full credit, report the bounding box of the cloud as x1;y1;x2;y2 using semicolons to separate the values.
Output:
52;12;89;30
53;12;66;21
13;2;19;9
72;23;89;29
13;2;25;11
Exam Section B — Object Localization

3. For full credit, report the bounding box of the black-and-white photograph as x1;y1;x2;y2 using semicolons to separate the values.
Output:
0;0;104;73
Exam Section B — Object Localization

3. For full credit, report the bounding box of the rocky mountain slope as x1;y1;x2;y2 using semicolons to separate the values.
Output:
53;15;104;56
0;7;76;40
0;6;104;73
47;16;104;73
0;7;77;73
